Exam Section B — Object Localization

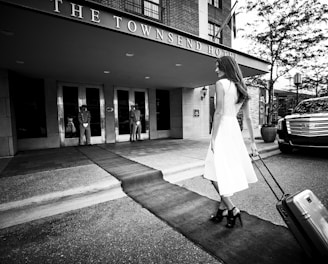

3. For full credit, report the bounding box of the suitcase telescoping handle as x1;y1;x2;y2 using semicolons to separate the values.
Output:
250;154;286;201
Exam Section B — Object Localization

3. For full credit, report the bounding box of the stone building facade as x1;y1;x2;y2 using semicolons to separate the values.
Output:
0;0;268;157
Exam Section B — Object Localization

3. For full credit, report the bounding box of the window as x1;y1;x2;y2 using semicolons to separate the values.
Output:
156;90;170;130
117;90;130;135
208;0;222;9
125;0;142;15
134;91;146;133
294;98;328;114
125;0;162;21
63;86;79;138
144;0;160;20
86;88;101;136
208;22;222;44
9;72;47;139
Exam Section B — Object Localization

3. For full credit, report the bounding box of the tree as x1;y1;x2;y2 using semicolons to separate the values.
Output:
242;0;328;124
319;87;328;97
298;46;328;97
300;60;328;96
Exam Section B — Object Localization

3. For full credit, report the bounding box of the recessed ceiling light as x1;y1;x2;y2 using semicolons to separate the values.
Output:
175;63;182;67
126;53;134;57
104;70;110;74
16;60;24;64
145;76;150;79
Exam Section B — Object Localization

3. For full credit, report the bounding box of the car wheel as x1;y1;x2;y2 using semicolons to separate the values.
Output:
278;143;293;153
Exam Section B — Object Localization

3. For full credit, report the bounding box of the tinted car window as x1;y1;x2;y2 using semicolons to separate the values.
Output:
293;98;328;114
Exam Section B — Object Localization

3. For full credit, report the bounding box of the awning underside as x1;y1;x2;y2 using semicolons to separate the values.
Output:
0;3;267;89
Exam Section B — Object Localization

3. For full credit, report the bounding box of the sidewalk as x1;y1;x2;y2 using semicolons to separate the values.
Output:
0;131;279;229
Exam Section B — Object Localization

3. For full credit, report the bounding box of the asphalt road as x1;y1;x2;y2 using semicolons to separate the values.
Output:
0;150;327;264
179;148;328;227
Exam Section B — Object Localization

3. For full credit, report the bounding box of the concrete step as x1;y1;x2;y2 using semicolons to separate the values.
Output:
0;179;125;229
0;146;280;229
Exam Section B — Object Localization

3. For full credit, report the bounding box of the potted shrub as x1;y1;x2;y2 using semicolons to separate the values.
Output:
245;78;277;143
261;124;277;143
260;80;277;143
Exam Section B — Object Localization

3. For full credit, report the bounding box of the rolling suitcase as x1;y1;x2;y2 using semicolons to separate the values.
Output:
250;154;328;260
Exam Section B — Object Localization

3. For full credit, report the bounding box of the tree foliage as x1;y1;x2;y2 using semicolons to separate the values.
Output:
242;0;328;123
297;44;328;96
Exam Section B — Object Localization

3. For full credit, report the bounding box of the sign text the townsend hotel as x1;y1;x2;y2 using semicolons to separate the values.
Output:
49;0;236;58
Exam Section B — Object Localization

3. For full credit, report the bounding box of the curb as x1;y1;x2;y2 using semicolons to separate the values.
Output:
0;180;126;230
163;160;205;184
163;145;280;183
0;178;121;212
257;145;281;159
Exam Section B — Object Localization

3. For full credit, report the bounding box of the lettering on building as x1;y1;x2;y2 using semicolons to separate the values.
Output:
51;0;235;58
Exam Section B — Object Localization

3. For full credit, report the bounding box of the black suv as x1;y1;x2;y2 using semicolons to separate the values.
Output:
277;96;328;153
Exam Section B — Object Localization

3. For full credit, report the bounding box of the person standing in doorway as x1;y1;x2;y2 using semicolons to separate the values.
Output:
133;104;142;141
78;105;91;145
129;105;136;142
204;56;258;228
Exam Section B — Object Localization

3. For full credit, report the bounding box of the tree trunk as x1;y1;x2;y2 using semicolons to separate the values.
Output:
267;80;274;124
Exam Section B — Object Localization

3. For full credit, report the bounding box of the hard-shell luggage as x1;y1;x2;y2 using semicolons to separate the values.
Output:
251;155;328;260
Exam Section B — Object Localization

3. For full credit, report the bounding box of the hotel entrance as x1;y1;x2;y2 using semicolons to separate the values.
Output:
114;88;149;142
57;83;105;146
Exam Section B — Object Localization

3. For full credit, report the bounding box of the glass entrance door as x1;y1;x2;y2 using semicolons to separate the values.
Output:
57;83;105;146
114;88;149;142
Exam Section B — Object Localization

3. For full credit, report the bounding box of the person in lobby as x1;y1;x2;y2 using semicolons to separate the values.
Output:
132;104;142;141
65;115;76;138
78;105;91;145
129;105;136;142
204;56;258;228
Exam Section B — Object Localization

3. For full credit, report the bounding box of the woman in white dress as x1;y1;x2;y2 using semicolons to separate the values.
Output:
204;56;259;228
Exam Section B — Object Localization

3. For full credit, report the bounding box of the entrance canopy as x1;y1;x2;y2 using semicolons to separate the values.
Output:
0;0;268;89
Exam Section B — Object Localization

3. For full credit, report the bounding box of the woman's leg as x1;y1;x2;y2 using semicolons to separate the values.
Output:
210;181;228;222
211;180;219;193
129;123;133;141
221;195;235;210
132;122;137;141
137;123;142;140
79;125;85;145
211;181;226;209
221;195;242;228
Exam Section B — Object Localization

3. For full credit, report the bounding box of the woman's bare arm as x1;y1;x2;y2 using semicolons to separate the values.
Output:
211;80;225;152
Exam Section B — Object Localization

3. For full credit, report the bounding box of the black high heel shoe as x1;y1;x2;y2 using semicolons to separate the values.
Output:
226;207;243;228
210;208;228;223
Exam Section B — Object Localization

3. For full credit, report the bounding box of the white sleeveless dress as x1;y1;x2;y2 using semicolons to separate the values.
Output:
204;79;257;196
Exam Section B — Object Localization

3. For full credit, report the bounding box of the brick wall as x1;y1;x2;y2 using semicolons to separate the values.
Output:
166;0;199;35
91;0;124;9
90;0;199;35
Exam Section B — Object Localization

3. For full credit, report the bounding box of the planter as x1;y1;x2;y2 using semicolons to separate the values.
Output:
260;125;277;143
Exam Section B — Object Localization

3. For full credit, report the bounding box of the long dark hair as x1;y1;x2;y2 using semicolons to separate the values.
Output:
216;56;249;103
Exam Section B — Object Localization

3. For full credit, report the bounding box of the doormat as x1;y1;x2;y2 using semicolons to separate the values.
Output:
78;145;307;264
